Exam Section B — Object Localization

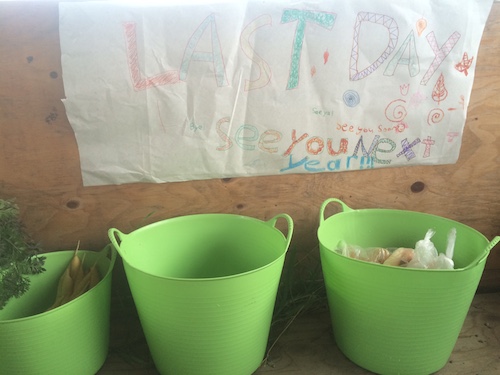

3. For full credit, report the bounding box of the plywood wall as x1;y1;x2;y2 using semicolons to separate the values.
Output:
1;1;499;289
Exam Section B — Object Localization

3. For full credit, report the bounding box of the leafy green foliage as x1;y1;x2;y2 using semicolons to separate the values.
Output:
0;199;45;310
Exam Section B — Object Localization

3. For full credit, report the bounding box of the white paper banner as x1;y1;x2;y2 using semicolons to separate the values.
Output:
59;0;493;186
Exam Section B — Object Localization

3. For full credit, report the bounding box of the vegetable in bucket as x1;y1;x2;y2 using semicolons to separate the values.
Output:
336;228;457;269
318;198;499;375
46;242;101;311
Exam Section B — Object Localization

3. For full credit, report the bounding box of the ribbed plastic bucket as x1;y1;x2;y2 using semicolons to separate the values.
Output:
108;213;293;375
318;198;499;375
0;245;116;375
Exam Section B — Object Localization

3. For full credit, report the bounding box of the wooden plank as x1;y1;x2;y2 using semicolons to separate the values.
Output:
96;292;500;374
0;2;499;288
256;293;500;375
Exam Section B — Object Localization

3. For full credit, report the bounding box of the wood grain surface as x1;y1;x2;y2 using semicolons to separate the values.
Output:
0;2;499;289
96;292;500;374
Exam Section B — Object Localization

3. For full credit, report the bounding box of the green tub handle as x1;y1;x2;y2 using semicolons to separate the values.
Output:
319;198;353;225
462;235;500;270
76;243;118;283
479;235;500;265
266;213;294;251
108;228;128;259
100;243;118;278
486;236;500;253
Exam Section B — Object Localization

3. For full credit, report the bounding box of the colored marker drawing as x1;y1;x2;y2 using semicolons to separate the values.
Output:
179;14;229;87
447;132;460;142
427;108;445;126
350;12;399;81
56;0;493;186
384;31;419;78
400;84;410;96
323;49;330;64
281;9;336;90
124;22;180;91
432;73;448;104
421;136;435;158
385;99;407;123
409;91;426;108
421;31;461;85
455;53;474;76
416;17;427;36
240;14;273;91
343;90;360;107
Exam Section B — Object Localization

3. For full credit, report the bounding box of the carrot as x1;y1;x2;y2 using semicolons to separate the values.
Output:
72;256;86;293
383;247;414;267
46;243;104;310
88;265;100;289
68;271;92;301
46;266;73;311
69;241;81;279
368;247;391;264
66;253;101;302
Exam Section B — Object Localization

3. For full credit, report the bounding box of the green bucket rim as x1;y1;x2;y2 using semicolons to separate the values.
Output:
0;245;116;323
318;198;499;272
109;212;294;282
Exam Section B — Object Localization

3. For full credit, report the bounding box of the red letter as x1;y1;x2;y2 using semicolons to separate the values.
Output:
216;117;232;151
283;129;308;156
306;136;324;155
240;15;272;91
123;22;180;91
259;130;281;153
327;138;348;156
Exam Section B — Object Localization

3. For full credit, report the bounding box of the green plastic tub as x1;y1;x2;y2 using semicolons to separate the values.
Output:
108;213;293;375
318;198;499;375
0;245;116;375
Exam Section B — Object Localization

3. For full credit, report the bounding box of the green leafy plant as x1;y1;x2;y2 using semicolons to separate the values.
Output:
0;199;46;310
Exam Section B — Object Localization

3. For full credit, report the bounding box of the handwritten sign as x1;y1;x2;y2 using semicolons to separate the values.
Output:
59;0;494;186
